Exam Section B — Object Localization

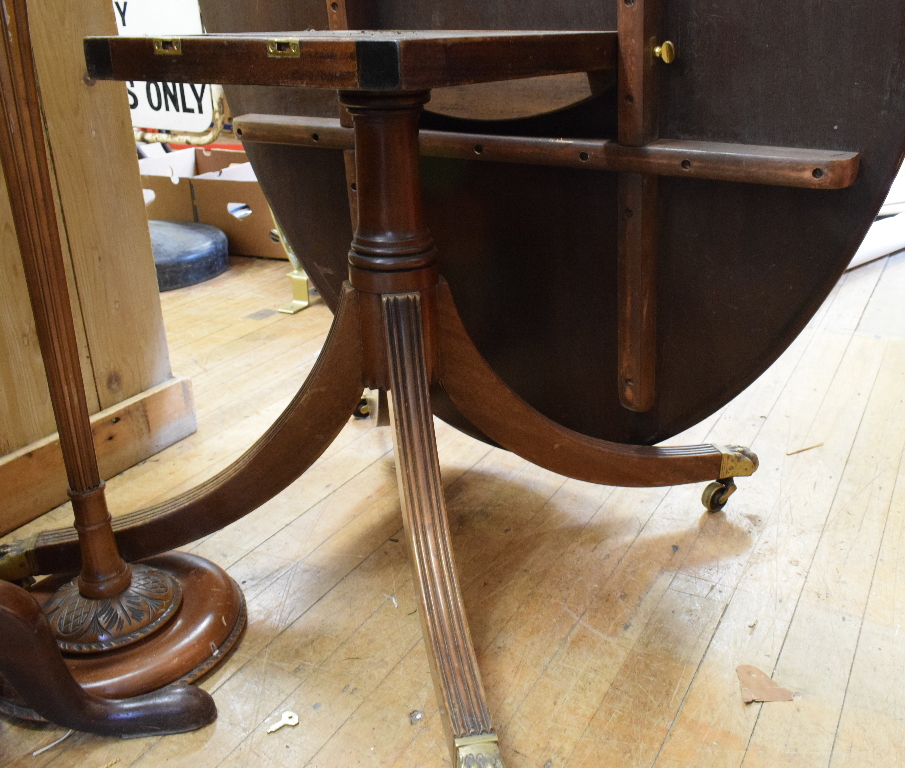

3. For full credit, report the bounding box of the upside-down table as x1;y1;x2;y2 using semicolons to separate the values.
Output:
79;27;768;765
4;1;905;765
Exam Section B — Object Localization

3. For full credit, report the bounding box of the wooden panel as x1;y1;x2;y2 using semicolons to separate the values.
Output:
370;0;614;32
0;161;55;453
29;0;169;410
0;377;196;536
86;31;619;91
0;135;101;456
0;0;186;532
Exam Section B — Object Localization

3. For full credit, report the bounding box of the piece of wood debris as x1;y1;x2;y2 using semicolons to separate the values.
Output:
786;442;824;456
736;664;794;703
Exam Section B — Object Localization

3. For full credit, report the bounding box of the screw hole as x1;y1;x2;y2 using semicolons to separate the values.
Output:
625;94;634;104
681;159;691;170
111;417;121;424
579;152;589;162
311;133;319;142
624;0;634;5
812;168;825;179
351;182;357;191
236;128;243;136
331;1;338;9
625;208;634;218
474;144;483;154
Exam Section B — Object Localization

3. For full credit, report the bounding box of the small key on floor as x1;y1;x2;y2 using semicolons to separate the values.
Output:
267;711;299;733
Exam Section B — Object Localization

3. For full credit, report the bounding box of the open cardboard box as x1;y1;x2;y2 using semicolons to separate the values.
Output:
138;147;286;260
192;162;286;260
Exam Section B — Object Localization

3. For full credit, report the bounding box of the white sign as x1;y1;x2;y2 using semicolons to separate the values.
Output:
113;0;214;133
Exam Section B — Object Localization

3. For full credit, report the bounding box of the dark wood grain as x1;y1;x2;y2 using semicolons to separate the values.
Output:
616;0;663;411
214;0;905;450
197;0;338;119
437;282;723;487
618;172;658;411
85;31;618;91
618;0;660;146
235;116;859;189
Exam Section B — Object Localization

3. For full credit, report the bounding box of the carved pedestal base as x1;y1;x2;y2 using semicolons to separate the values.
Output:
43;564;182;653
0;551;244;718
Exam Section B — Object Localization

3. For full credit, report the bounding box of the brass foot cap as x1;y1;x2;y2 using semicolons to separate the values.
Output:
43;564;182;654
717;445;759;478
456;733;505;768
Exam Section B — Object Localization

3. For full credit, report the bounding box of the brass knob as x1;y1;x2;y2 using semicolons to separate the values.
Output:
654;40;676;64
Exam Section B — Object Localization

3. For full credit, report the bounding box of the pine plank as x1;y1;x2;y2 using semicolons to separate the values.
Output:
655;332;898;767
29;0;171;409
0;376;196;534
829;395;905;767
740;335;905;767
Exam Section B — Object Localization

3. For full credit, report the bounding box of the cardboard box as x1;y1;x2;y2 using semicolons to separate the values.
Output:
138;148;286;259
139;147;237;222
192;162;287;260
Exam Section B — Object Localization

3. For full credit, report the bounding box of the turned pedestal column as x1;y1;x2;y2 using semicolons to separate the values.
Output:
341;90;503;768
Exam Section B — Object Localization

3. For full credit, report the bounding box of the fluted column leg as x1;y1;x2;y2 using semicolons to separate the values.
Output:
384;292;503;768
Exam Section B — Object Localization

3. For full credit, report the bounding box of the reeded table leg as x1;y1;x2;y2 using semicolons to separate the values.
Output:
384;292;503;768
340;86;506;766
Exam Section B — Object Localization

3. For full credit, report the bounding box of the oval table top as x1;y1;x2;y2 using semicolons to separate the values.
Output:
200;0;905;446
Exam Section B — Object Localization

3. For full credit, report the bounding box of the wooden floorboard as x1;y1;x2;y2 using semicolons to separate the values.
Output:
2;254;904;767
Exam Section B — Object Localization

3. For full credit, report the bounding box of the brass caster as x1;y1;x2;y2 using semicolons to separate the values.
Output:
717;445;759;478
702;477;736;512
352;396;371;419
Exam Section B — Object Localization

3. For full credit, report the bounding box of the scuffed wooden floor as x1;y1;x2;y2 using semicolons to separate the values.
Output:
2;253;904;767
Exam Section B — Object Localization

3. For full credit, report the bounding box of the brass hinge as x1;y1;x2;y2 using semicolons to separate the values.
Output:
153;38;182;56
267;38;301;58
